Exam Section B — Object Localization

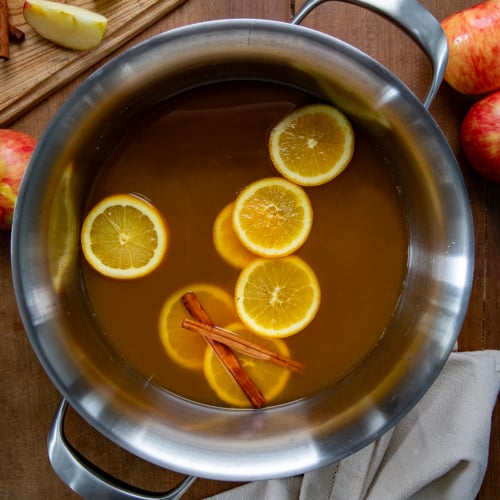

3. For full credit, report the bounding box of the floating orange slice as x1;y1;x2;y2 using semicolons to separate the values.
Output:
235;256;321;338
269;103;354;186
232;177;313;258
81;193;168;279
213;202;256;269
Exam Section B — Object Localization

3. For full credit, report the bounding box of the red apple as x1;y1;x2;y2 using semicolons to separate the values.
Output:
441;0;500;95
0;129;37;230
460;90;500;182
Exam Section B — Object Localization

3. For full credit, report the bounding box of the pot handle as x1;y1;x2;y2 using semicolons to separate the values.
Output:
291;0;448;109
47;399;197;500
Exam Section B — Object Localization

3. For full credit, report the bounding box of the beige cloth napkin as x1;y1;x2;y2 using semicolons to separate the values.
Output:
206;350;500;500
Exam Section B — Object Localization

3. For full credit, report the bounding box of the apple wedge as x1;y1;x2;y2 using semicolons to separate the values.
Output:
23;0;107;51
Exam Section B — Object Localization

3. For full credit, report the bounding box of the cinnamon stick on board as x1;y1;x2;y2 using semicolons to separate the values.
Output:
0;0;9;60
181;292;266;408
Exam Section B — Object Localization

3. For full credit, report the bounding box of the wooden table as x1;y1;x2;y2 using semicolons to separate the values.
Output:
1;1;498;498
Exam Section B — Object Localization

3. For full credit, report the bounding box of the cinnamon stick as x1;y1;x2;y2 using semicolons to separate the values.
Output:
0;0;9;60
181;292;266;409
182;318;305;374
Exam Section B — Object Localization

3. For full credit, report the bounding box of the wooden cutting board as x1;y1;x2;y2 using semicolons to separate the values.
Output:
0;0;187;127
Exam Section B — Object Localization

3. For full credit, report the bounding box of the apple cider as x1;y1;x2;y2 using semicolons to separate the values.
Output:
81;81;408;407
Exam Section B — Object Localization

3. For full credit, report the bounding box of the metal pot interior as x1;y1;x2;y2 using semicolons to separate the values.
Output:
11;20;474;480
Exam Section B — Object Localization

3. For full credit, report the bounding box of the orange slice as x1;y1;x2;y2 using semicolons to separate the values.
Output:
232;177;313;258
235;256;321;338
158;283;238;370
269;103;354;186
81;193;168;279
213;202;256;269
204;322;291;407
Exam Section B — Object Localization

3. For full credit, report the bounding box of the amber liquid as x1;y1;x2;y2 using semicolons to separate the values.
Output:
81;81;408;407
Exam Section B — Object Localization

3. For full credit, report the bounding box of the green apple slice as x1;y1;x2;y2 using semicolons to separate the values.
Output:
23;0;107;51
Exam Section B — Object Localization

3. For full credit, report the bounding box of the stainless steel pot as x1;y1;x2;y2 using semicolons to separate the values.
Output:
11;0;474;498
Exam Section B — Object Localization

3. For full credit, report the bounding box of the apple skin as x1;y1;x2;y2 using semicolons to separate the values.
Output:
441;0;500;95
0;129;37;230
460;91;500;182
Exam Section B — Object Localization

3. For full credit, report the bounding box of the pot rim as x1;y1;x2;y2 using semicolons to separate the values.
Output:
11;18;474;481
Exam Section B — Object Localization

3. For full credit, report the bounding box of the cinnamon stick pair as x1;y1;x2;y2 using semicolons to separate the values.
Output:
182;318;305;374
182;292;266;409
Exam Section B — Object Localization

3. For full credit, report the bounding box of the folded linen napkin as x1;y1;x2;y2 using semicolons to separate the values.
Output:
207;350;500;500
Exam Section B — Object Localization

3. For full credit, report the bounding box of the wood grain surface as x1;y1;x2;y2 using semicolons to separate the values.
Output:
0;0;187;126
1;1;498;499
